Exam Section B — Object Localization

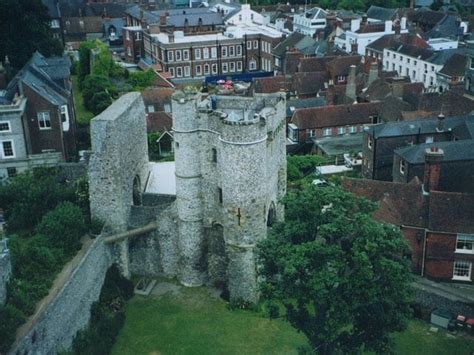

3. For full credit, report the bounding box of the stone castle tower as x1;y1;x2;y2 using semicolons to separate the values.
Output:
172;89;287;302
88;90;287;302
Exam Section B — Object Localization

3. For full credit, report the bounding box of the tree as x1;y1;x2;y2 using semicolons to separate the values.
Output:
81;74;117;114
0;0;63;70
258;184;412;354
36;201;87;255
0;168;75;234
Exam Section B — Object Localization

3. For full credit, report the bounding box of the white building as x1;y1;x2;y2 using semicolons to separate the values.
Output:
428;37;459;51
224;4;264;25
383;45;461;91
293;7;327;36
343;17;408;55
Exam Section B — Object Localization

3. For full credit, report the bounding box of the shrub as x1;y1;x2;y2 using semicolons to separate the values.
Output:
36;201;86;255
72;265;133;355
0;169;76;234
89;91;113;115
0;304;26;353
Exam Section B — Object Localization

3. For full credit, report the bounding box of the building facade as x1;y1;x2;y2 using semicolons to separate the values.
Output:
144;25;283;79
293;7;327;36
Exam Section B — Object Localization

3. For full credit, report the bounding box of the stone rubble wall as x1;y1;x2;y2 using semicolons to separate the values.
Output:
0;245;11;305
9;236;112;355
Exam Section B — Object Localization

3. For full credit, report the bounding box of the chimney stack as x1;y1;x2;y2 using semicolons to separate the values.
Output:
423;147;444;193
346;65;357;101
350;18;360;32
436;113;445;132
368;61;378;87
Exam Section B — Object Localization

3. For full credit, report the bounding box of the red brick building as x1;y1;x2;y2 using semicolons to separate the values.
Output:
288;102;382;144
343;151;474;283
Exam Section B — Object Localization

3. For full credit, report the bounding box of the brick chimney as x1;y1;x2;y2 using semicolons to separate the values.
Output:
367;61;378;87
423;147;444;193
346;65;357;101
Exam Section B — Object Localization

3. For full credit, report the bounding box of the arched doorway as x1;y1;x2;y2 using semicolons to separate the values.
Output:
132;175;142;206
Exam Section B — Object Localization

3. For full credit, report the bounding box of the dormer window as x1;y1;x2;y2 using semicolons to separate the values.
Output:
367;136;373;149
399;160;406;175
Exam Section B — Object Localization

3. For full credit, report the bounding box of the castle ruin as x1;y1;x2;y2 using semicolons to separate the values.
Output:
89;89;286;302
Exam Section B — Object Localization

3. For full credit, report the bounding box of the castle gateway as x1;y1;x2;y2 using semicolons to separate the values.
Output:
89;90;287;302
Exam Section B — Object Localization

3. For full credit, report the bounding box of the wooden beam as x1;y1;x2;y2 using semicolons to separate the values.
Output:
103;221;158;244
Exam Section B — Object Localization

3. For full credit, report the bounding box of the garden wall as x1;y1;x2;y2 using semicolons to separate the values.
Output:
9;236;112;354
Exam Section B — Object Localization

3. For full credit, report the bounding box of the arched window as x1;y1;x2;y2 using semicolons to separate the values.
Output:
132;175;142;206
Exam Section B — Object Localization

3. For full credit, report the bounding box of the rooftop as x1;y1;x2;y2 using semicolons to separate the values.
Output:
395;140;474;164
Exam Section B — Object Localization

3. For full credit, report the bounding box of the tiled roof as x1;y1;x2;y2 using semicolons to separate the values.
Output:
429;191;474;234
298;56;335;73
366;33;428;53
291;101;382;130
356;23;385;34
141;87;174;107
326;55;362;77
342;177;427;227
253;76;291;93
286;97;327;117
438;53;467;77
147;112;172;133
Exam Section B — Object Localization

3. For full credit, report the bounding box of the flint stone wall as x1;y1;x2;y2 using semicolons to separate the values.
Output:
9;236;112;354
89;92;149;233
0;244;11;305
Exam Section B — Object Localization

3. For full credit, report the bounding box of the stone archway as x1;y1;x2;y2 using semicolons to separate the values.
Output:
132;175;142;206
267;201;276;227
207;222;227;288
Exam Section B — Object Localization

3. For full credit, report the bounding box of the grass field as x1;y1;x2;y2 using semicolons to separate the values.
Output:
112;282;474;355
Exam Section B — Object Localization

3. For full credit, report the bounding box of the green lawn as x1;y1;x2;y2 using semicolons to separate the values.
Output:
71;75;94;126
113;284;474;355
112;286;307;355
394;320;473;355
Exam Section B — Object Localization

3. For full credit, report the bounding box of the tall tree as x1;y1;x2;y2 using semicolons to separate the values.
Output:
258;184;412;354
0;0;63;70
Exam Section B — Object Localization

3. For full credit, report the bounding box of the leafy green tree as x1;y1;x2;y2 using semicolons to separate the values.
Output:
36;201;86;255
81;74;117;113
78;41;96;85
0;304;25;353
127;70;156;91
258;185;412;354
0;169;75;234
0;0;63;70
287;155;327;182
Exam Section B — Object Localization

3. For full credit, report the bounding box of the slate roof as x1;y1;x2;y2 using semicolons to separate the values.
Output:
272;32;306;57
414;9;446;28
6;52;71;106
64;16;103;35
84;3;131;18
286;97;327;117
438;53;467;77
366;5;398;22
395;140;474;164
426;14;462;39
42;0;60;18
291;102;383;130
130;7;225;27
367;114;474;139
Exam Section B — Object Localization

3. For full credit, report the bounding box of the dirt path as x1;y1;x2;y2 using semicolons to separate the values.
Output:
14;235;94;341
